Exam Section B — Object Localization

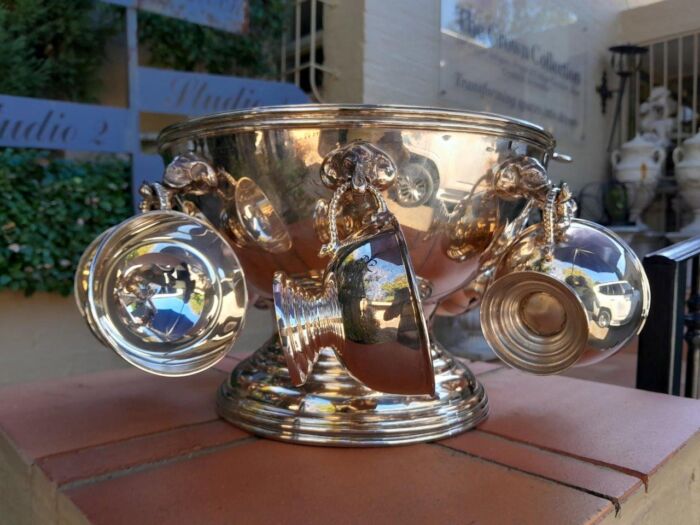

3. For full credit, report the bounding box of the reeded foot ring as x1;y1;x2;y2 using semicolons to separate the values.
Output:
217;338;488;446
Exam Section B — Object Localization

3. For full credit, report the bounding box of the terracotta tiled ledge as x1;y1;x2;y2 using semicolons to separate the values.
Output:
0;354;698;525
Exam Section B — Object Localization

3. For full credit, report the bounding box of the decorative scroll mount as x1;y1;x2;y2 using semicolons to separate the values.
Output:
317;141;399;258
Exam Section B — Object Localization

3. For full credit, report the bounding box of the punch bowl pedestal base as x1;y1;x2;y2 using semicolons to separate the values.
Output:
217;338;489;446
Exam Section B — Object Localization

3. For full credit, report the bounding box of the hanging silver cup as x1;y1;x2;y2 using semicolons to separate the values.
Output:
480;187;650;375
75;227;114;346
77;177;248;376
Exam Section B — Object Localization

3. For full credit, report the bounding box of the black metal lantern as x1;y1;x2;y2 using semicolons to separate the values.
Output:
597;44;648;151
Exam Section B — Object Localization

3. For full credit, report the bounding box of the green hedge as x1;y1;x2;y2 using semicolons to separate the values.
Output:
0;0;287;101
0;150;131;295
139;0;287;77
0;0;121;102
0;0;289;295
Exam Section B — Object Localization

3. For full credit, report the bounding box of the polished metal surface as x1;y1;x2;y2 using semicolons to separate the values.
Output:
272;139;433;395
158;105;556;311
273;221;434;395
320;140;397;192
217;338;487;446
75;104;650;446
231;177;292;253
87;210;247;376
481;218;650;374
154;104;560;444
75;228;113;346
159;104;556;150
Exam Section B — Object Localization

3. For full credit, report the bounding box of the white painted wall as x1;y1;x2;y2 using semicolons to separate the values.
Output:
621;0;700;43
363;0;442;108
321;0;664;196
322;0;365;103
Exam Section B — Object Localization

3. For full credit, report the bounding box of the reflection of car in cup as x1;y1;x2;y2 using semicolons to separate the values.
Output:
592;281;639;328
393;154;440;208
564;274;599;317
480;218;650;375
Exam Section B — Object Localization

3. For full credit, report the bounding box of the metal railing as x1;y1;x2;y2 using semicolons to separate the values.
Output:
280;0;338;102
637;236;700;398
629;31;700;142
618;32;700;233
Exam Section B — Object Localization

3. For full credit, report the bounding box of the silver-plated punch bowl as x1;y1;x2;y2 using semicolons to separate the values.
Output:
155;105;564;445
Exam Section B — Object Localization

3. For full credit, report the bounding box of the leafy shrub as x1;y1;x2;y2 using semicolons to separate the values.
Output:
138;0;287;77
0;0;287;296
0;0;121;102
0;149;131;295
0;0;287;100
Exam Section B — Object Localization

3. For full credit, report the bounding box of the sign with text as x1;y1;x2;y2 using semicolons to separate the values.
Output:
0;95;129;153
103;0;247;33
138;66;309;116
440;0;586;140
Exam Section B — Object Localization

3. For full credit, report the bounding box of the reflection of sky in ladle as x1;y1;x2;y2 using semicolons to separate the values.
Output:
558;247;619;284
346;238;408;303
366;257;407;302
556;227;629;285
116;248;211;344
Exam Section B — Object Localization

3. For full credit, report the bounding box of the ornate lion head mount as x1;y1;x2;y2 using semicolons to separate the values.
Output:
493;155;550;201
164;153;219;195
320;140;397;192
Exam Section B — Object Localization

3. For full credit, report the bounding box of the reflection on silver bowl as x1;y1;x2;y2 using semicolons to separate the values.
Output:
154;104;560;444
74;104;651;446
481;218;650;374
87;210;247;376
273;219;434;395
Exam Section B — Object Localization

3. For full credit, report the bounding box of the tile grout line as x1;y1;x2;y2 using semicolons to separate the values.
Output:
470;429;645;488
37;417;227;463
456;429;648;505
433;442;622;518
476;428;650;490
60;436;259;492
471;365;505;378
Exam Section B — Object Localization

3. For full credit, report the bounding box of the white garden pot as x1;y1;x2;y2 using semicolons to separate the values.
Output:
611;134;666;229
673;131;700;236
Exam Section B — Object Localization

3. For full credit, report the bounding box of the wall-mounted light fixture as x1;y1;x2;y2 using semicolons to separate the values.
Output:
597;44;647;151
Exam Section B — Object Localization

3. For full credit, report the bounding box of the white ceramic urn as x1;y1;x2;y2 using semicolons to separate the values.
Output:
611;134;666;228
673;131;700;235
